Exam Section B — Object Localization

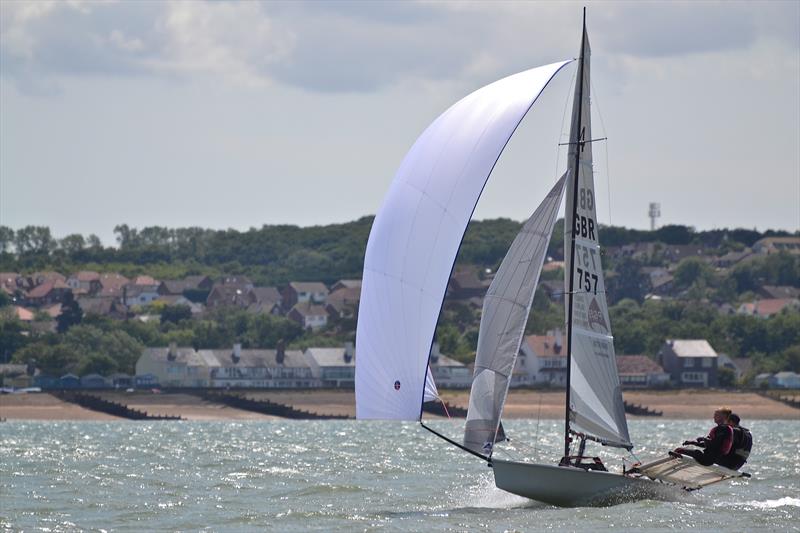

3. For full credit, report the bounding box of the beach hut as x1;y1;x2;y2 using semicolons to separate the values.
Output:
81;374;110;389
59;373;80;389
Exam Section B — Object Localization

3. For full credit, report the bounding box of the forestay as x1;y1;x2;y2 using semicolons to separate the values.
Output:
356;60;572;420
464;173;567;454
564;33;631;448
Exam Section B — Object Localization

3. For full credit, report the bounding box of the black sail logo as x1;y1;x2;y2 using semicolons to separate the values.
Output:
587;297;608;333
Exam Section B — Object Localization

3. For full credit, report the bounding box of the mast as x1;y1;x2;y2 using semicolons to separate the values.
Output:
563;7;587;461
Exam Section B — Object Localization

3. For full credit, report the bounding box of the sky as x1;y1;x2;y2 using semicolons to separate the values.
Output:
1;0;798;246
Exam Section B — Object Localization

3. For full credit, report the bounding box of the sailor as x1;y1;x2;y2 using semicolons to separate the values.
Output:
718;413;752;470
673;407;734;467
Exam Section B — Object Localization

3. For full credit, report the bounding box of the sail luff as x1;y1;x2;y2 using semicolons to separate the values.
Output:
563;11;588;460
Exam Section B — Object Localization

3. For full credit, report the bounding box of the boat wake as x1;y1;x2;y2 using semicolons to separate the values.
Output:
737;497;800;509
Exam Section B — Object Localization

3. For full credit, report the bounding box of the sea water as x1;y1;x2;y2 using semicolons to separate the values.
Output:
1;419;798;531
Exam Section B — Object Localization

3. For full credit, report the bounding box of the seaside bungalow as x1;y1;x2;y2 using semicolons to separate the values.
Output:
281;282;329;310
737;298;800;318
59;373;81;389
429;344;472;389
770;371;800;389
517;330;567;386
134;373;159;389
203;344;315;389
303;344;355;388
81;374;110;389
110;372;133;389
752;236;800;255
0;363;37;388
136;344;211;388
288;302;328;330
615;355;669;389
657;339;719;387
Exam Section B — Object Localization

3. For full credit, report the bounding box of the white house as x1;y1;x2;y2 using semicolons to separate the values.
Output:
304;344;355;388
517;330;567;386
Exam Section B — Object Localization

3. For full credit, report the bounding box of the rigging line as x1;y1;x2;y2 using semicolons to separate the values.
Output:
420;420;490;463
555;65;578;186
533;391;543;459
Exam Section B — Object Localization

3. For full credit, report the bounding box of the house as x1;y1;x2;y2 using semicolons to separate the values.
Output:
517;330;567;386
542;260;564;273
304;344;355;387
157;295;205;315
330;279;361;292
0;272;21;296
288;303;328;330
657;339;719;387
66;271;101;295
203;344;315;389
158;275;213;296
97;274;130;299
282;281;329;310
757;285;800;300
30;271;67;286
77;297;128;319
737;298;800;318
447;268;489;300
717;353;752;382
135;344;211;388
13;306;34;322
713;250;753;268
206;284;255;309
615;355;669;388
752;236;800;255
24;280;71;307
770;371;800;388
325;286;360;319
0;363;37;388
429;343;472;388
123;276;160;306
661;245;709;264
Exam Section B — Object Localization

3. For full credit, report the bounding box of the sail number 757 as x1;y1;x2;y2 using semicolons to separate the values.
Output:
575;267;598;294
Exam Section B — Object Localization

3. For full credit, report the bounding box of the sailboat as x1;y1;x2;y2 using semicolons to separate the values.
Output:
355;11;748;507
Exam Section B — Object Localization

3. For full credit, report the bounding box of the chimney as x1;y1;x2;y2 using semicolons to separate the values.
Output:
232;343;241;364
168;342;177;361
554;329;562;354
122;286;128;306
276;339;285;365
344;342;354;363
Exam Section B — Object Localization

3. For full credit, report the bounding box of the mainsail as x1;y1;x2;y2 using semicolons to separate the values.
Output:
355;61;571;420
464;173;567;454
564;29;631;449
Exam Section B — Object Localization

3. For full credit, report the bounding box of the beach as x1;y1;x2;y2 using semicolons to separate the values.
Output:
1;389;797;421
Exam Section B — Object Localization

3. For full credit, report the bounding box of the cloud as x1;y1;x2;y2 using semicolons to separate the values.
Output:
0;0;797;95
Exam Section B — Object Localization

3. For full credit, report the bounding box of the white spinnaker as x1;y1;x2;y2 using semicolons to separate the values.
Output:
563;33;631;448
464;173;566;453
356;61;572;420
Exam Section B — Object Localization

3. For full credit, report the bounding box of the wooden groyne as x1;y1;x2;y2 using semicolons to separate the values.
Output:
624;401;662;417
56;392;182;420
423;400;468;418
199;391;351;420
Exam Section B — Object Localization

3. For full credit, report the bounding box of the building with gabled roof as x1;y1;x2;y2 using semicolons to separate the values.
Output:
282;281;329;310
517;329;566;386
330;279;361;291
658;339;719;387
738;298;800;318
752;236;800;255
616;355;669;388
202;344;314;389
288;302;328;330
24;280;71;306
98;273;130;299
304;344;355;387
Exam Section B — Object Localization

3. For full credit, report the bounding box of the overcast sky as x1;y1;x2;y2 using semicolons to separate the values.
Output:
1;0;798;246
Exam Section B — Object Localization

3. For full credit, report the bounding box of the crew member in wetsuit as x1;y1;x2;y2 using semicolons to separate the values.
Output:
673;407;733;467
718;413;752;470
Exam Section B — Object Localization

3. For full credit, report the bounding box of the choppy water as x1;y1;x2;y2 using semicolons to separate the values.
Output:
1;419;798;531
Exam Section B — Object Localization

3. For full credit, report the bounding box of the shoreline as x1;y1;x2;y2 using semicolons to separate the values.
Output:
1;389;797;421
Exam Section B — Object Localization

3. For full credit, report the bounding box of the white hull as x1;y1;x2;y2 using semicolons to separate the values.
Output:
492;458;672;507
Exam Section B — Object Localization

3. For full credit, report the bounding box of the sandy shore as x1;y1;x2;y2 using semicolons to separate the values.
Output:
1;390;797;421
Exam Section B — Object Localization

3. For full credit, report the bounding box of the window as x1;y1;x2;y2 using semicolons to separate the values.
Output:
683;358;694;368
702;357;713;368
